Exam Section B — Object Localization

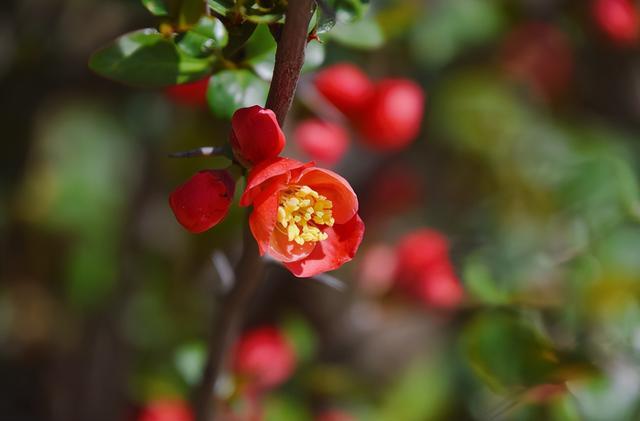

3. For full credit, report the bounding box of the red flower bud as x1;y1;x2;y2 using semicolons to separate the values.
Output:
592;0;639;44
357;244;396;296
415;262;464;309
165;78;209;106
231;106;285;166
315;63;374;118
501;23;573;101
354;80;425;151
169;170;235;234
294;119;349;166
138;399;192;421
232;326;296;390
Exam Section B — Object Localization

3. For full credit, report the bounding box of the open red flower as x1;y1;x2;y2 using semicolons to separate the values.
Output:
231;105;285;166
314;63;373;118
240;157;364;277
169;170;235;233
232;326;296;390
592;0;639;44
294;119;349;166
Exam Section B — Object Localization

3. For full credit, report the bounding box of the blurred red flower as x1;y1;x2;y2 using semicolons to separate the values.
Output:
354;79;425;151
138;399;192;421
314;63;374;118
165;78;209;106
232;326;296;390
316;409;357;421
231;105;286;166
169;170;235;233
395;229;463;309
501;22;574;101
294;119;349;166
240;157;364;278
592;0;639;44
357;243;397;296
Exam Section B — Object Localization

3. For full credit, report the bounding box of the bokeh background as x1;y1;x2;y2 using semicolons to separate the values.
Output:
2;0;640;420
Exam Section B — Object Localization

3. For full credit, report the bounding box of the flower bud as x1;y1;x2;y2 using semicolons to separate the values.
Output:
169;170;234;234
354;80;425;151
165;77;209;106
315;63;374;118
592;0;639;44
231;106;285;166
232;326;296;390
294;119;349;166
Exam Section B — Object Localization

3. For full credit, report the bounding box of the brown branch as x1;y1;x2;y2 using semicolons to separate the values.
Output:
192;1;315;420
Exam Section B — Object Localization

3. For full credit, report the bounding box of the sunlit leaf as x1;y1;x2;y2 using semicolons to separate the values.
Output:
178;16;228;57
328;17;384;50
206;69;268;119
89;29;212;87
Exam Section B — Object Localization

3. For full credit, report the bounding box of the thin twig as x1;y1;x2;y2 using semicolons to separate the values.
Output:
168;146;226;158
192;1;315;420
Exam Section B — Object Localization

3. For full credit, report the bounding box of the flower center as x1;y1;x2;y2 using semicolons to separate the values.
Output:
277;185;335;245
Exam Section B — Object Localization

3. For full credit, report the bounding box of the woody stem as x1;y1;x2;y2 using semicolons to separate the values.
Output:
192;1;315;420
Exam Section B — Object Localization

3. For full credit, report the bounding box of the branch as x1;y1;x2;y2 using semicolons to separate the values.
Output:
193;2;315;420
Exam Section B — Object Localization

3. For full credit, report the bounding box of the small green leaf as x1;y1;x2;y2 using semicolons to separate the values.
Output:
141;0;170;16
207;0;235;16
223;22;258;57
207;69;268;119
178;16;228;57
328;17;384;50
244;24;276;80
89;29;212;87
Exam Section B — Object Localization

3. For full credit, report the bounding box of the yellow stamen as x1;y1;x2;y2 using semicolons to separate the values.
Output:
276;185;334;245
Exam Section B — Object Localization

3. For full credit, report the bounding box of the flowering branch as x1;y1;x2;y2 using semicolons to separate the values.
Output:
192;1;315;420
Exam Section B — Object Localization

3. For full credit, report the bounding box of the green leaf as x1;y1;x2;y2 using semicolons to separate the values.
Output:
328;17;384;50
175;343;206;385
141;0;170;16
89;29;212;87
223;22;258;57
301;41;325;73
207;0;235;16
206;69;268;119
178;16;228;57
244;24;276;80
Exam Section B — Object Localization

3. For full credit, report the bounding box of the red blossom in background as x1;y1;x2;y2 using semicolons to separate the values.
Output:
294;119;349;166
165;78;209;106
501;23;574;101
314;63;374;118
395;229;463;309
231;105;286;166
314;64;426;152
232;326;296;391
241;157;364;278
137;399;193;421
354;79;425;151
169;170;235;234
315;410;357;421
356;243;397;296
592;0;639;44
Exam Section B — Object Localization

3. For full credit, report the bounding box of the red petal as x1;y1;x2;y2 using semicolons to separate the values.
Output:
231;106;285;165
284;214;364;277
296;168;358;224
248;179;286;256
241;157;310;206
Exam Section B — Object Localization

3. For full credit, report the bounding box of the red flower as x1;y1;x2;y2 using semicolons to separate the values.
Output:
232;326;296;390
316;410;357;421
354;80;425;151
395;229;463;309
357;243;396;296
165;78;209;106
294;119;349;166
240;157;364;277
231;105;285;166
501;23;573;101
138;399;192;421
169;170;235;233
314;63;374;118
592;0;639;44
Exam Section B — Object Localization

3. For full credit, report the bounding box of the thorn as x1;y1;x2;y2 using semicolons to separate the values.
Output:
169;146;225;158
